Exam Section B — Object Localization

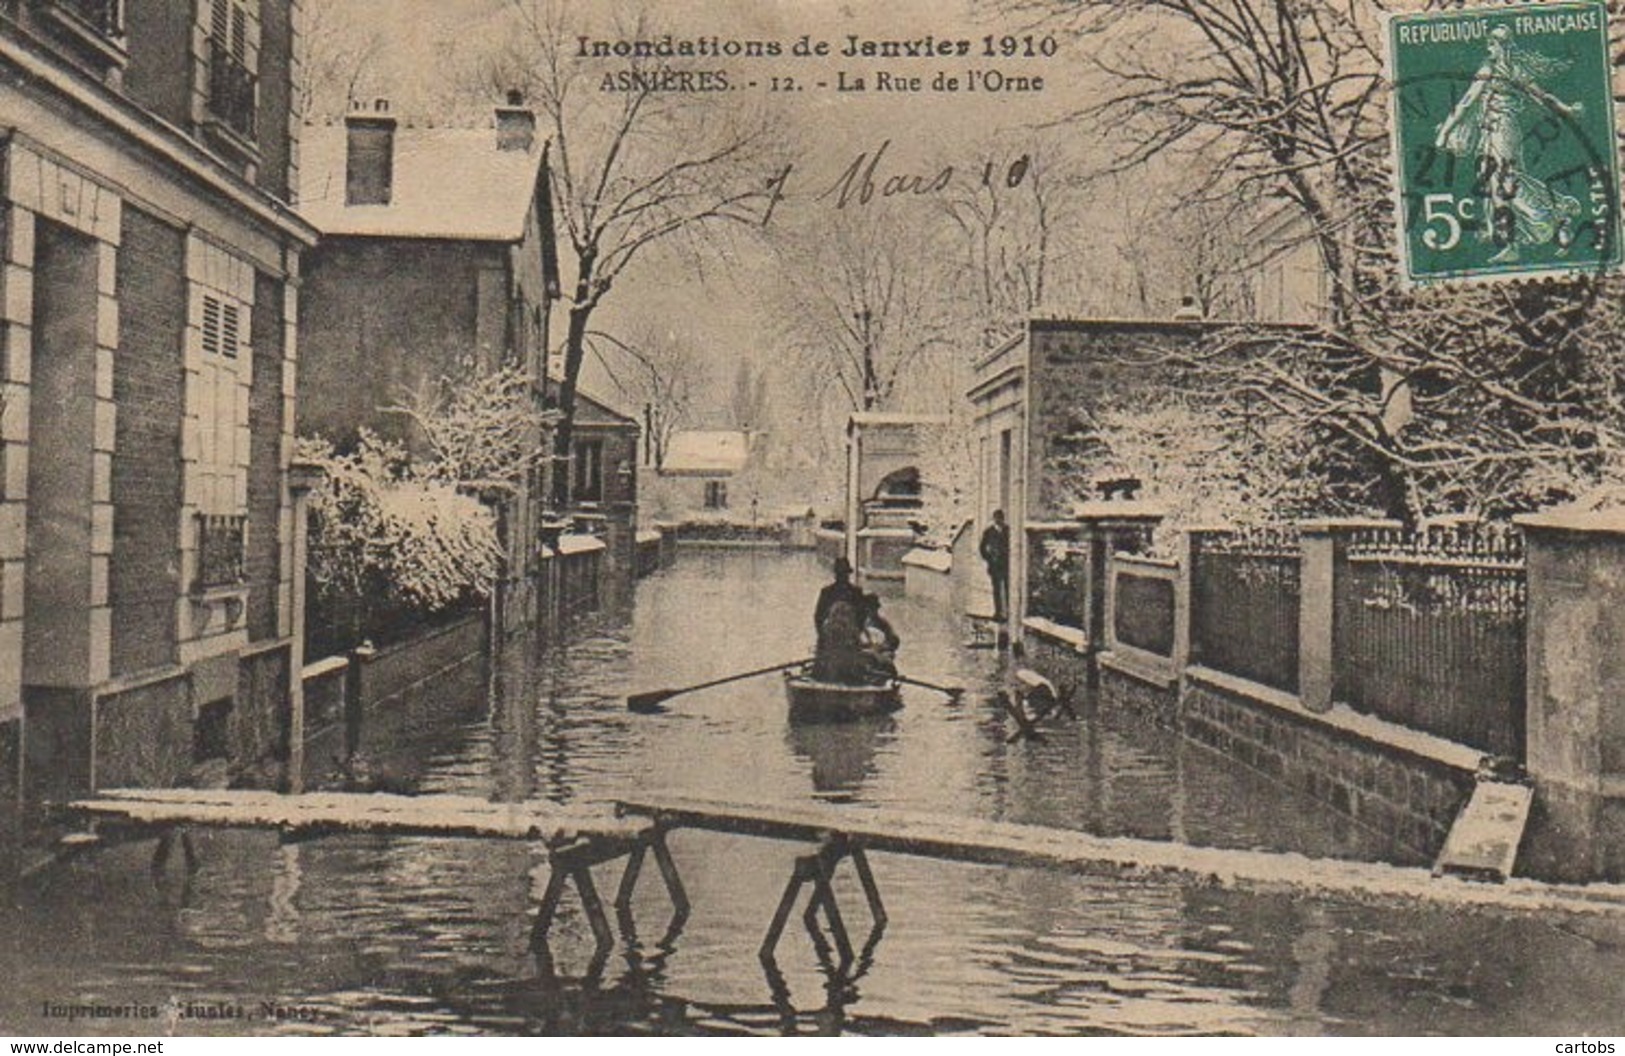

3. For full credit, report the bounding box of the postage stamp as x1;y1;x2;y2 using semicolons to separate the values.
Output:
1387;0;1623;287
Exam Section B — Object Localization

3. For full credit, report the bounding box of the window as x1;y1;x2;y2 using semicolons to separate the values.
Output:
193;698;232;763
574;439;603;504
201;294;241;358
193;289;250;516
50;0;125;40
203;0;258;141
704;481;728;510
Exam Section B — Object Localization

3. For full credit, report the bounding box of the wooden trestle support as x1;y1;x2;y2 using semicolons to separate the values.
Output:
759;833;887;969
529;820;690;970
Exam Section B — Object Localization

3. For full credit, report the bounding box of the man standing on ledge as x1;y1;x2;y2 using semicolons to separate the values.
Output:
980;510;1010;622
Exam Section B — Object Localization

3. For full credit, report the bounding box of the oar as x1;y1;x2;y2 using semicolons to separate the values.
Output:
895;673;965;699
628;658;811;713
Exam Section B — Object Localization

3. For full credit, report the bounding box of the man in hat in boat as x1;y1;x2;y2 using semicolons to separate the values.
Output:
812;557;868;684
814;556;864;636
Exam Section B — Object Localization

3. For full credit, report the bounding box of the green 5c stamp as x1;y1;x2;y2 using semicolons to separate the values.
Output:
1388;1;1622;286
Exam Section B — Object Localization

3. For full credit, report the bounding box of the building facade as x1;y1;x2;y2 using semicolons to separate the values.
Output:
651;430;751;519
296;97;560;637
570;389;640;610
968;318;1313;634
1;0;317;806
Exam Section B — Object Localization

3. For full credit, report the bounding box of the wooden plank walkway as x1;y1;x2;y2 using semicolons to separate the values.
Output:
1434;781;1534;882
71;789;647;845
618;793;1625;918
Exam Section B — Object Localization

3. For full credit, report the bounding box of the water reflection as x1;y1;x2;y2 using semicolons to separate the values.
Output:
6;551;1625;1036
786;717;896;798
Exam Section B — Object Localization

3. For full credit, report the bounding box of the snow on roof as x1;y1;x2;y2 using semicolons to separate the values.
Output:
573;387;639;427
298;123;543;241
661;431;750;477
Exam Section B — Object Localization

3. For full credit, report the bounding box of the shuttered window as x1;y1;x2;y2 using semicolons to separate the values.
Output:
200;295;241;358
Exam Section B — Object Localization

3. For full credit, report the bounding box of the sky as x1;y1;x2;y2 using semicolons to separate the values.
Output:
312;0;1154;425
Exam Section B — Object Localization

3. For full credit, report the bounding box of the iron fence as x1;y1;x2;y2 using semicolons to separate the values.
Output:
1335;523;1526;757
1026;527;1089;630
1191;526;1301;693
195;513;247;591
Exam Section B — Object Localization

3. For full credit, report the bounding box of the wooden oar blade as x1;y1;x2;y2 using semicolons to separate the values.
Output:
626;657;811;715
626;690;674;714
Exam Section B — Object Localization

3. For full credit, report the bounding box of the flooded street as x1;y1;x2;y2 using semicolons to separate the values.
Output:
5;550;1625;1036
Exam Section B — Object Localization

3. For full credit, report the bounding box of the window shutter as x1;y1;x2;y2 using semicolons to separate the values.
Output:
220;302;240;358
230;3;247;61
202;295;222;357
210;0;228;44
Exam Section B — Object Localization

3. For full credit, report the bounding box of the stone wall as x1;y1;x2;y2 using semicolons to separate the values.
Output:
1182;673;1473;861
1026;320;1313;519
353;614;487;709
233;642;290;777
1099;659;1178;726
94;673;191;789
1022;613;1476;862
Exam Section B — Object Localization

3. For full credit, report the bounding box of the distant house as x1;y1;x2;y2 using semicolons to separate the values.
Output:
296;93;559;633
1;0;318;801
655;430;752;516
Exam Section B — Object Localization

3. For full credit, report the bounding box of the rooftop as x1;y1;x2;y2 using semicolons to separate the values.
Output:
298;123;544;241
661;431;751;477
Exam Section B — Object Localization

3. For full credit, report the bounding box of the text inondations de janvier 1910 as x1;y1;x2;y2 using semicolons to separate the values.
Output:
575;31;1061;96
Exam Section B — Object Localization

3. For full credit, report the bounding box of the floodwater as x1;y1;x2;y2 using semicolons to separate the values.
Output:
4;550;1624;1036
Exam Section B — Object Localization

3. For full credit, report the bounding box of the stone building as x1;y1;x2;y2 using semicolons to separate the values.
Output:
968;318;1313;632
295;94;559;635
1;0;317;804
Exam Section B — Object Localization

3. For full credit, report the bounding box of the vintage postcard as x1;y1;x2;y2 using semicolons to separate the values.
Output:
3;0;1625;1041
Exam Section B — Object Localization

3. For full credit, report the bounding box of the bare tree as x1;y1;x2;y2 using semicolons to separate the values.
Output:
473;0;788;510
936;133;1088;338
772;210;955;414
584;325;703;470
379;362;556;496
296;2;385;120
1013;0;1625;521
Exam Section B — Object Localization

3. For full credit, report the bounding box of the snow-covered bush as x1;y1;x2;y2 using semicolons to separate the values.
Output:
1077;395;1334;543
298;432;501;614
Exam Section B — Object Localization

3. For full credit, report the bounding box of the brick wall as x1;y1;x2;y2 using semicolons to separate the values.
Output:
122;0;196;131
255;0;294;202
246;271;283;642
94;673;190;789
110;206;184;677
298;239;487;450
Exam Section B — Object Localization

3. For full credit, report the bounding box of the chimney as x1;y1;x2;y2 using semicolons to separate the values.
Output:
495;88;536;152
1173;294;1205;321
345;98;396;206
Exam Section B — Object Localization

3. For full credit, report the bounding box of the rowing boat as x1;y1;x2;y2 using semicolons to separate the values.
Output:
783;667;902;723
